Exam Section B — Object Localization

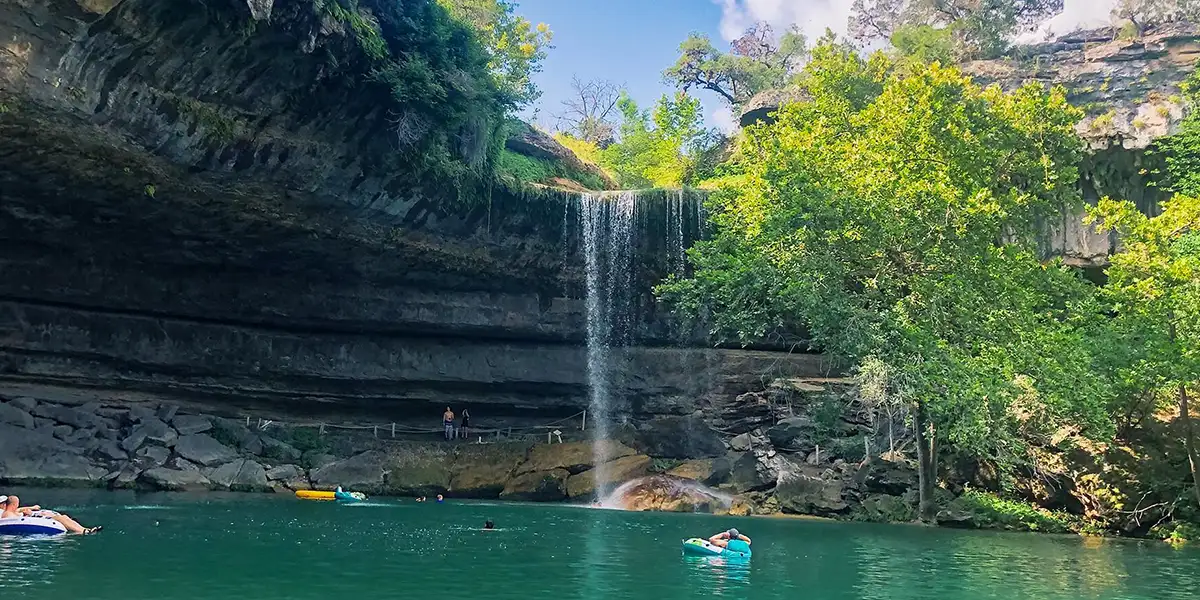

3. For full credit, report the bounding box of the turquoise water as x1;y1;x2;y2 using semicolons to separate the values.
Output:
2;489;1198;599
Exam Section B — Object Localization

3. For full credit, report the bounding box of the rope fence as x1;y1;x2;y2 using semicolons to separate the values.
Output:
236;409;590;445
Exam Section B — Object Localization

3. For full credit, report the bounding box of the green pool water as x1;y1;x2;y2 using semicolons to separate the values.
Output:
2;488;1198;599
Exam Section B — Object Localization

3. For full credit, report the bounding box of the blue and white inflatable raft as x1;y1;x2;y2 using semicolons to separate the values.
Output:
682;538;751;558
0;515;68;537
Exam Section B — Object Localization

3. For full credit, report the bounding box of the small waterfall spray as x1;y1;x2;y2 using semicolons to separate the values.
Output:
579;192;638;496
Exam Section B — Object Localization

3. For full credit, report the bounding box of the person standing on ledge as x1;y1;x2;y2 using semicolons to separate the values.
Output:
708;528;750;548
459;408;471;439
442;407;455;441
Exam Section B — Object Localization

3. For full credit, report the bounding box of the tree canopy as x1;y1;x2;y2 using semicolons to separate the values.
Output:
660;44;1107;520
849;0;1065;59
437;0;553;106
663;23;806;107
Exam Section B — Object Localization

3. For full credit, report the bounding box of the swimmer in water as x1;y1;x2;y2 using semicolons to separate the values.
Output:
436;494;444;503
484;519;495;530
708;528;751;549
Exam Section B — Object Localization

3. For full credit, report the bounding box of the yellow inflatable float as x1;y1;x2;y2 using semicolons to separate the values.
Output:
295;487;367;502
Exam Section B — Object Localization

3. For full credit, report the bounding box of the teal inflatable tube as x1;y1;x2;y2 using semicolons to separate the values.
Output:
681;538;752;558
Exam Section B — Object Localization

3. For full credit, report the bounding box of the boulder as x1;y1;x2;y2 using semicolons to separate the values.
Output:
500;469;570;502
628;415;725;459
767;417;818;453
52;425;74;440
120;429;148;453
40;404;101;429
106;464;142;489
130;418;177;447
449;443;530;498
566;454;652;499
665;459;715;483
0;402;35;428
729;433;752;452
94;440;128;462
128;405;156;423
211;419;261;454
156;404;179;423
381;443;454;496
776;468;848;516
853;458;919;496
172;415;212;436
174;434;238;467
36;452;108;484
310;451;388;493
9;397;38;412
605;474;732;513
260;436;302;462
727;452;775;492
141;467;211;491
206;459;271;492
854;494;916;523
266;464;309;489
0;424;98;485
135;445;170;468
516;440;634;476
303;452;337;470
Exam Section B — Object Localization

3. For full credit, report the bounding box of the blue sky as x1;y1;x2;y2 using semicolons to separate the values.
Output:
516;0;730;131
514;0;1117;133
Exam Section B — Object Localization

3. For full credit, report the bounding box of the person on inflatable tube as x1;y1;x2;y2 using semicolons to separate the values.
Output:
1;494;102;534
708;528;751;549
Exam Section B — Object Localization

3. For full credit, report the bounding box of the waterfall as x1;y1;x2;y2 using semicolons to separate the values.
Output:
579;192;638;497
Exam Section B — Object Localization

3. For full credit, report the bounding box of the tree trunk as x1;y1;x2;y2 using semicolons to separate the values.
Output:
913;402;938;523
1180;384;1200;508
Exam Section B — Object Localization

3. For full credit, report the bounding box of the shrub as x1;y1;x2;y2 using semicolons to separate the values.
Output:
956;489;1074;533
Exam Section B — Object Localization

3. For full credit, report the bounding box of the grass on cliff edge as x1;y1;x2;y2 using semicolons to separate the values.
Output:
496;148;608;191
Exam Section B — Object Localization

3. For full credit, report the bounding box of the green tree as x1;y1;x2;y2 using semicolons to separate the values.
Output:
1113;0;1200;34
597;92;715;188
664;23;806;106
660;48;1106;521
1088;196;1200;507
437;0;553;105
849;0;1065;59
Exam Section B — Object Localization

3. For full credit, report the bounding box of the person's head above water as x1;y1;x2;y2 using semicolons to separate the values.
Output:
484;519;494;529
727;528;740;539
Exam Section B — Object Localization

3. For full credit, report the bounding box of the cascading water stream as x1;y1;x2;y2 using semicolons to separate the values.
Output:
579;192;637;496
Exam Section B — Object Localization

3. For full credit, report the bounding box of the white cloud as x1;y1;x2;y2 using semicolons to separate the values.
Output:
716;0;1119;45
711;106;739;133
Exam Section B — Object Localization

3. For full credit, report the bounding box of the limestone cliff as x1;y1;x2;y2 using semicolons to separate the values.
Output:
0;0;821;461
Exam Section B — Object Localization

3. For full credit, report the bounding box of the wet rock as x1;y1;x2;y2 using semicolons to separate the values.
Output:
207;459;271;492
450;443;530;498
776;467;848;516
173;415;212;436
566;454;652;499
310;451;388;493
141;467;211;491
766;417;818;453
606;475;732;513
174;434;238;467
629;415;725;459
729;433;752;452
500;469;570;501
0;402;35;428
666;459;715;483
516;440;634;476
